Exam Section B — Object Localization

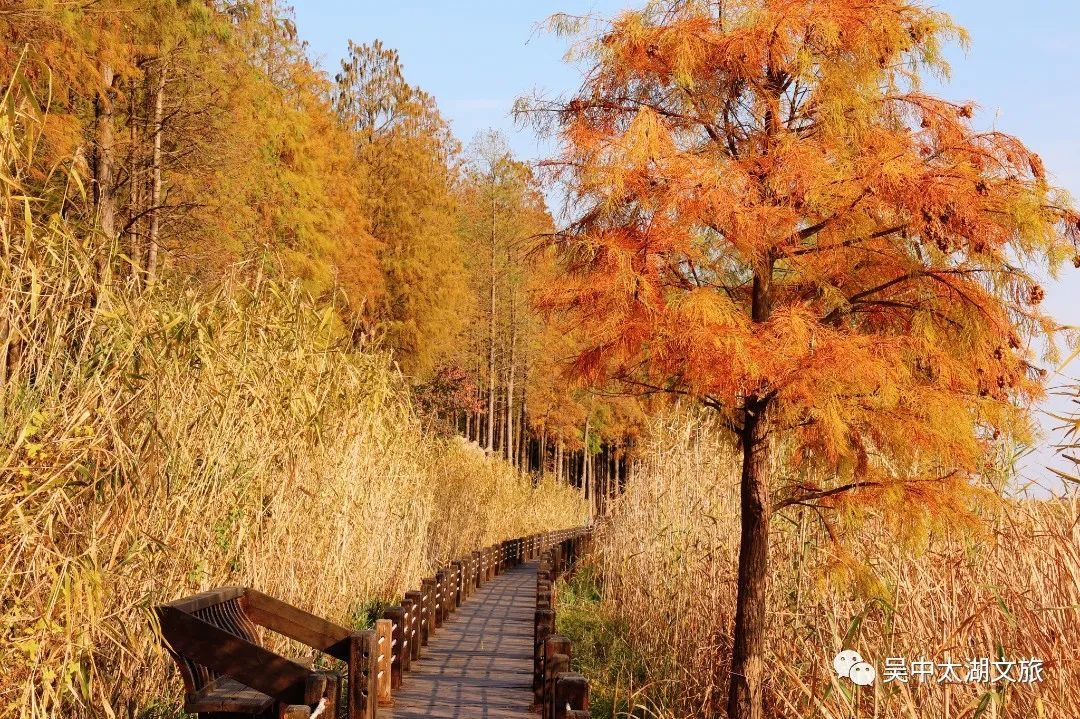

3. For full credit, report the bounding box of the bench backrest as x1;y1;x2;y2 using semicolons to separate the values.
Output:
160;586;258;695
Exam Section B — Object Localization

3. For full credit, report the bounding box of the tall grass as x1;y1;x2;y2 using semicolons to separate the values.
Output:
0;67;586;718
579;410;1078;719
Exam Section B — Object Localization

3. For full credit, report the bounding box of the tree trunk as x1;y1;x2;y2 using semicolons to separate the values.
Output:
608;447;615;510
504;301;516;463
597;447;605;515
727;398;772;719
614;447;621;495
127;76;141;281
495;391;504;453
517;393;527;471
581;416;591;521
540;427;547;475
94;60;116;252
485;182;497;454
555;440;562;482
593;454;600;517
728;263;775;719
146;62;167;287
473;357;482;443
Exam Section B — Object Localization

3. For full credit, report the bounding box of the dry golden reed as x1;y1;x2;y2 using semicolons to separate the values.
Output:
589;410;1078;719
0;73;585;718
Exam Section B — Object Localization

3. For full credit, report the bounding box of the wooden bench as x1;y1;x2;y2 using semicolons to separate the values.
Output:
155;587;377;719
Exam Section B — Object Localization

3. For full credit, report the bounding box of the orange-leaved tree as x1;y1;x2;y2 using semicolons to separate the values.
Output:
524;1;1079;717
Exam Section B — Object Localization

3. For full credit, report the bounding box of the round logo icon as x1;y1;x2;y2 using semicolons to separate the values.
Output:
849;661;877;686
833;649;863;679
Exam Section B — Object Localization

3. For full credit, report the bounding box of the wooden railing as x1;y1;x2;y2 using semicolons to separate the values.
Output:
533;529;593;719
156;527;587;719
375;527;586;717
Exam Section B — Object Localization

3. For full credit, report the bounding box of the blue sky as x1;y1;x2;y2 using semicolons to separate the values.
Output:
291;1;1079;493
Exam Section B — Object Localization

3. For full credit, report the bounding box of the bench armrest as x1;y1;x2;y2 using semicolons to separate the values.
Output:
242;589;354;662
156;605;322;705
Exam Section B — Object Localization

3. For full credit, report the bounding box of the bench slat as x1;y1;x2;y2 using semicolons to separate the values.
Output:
187;676;273;713
165;586;247;614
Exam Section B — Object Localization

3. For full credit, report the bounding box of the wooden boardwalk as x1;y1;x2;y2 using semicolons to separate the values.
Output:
383;561;538;719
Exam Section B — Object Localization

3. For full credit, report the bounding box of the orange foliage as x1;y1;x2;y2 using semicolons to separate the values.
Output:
532;5;1080;712
536;0;1080;503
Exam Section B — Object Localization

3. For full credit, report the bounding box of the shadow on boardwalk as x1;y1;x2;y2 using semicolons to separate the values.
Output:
384;562;537;719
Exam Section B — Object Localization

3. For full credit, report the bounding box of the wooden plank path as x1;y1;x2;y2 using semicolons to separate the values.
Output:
384;561;539;719
153;531;591;719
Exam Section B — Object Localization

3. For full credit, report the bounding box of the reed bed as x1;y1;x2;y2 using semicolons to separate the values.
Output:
0;74;585;718
580;411;1078;719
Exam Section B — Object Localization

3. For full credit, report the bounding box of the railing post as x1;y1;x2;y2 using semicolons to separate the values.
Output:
554;672;590;719
434;569;447;628
539;550;554;585
420;579;435;645
532;608;554;710
374;618;393;706
349;630;377;719
547;654;570;719
396;599;413;670
543;635;572;719
450;560;463;608
306;671;339;719
403;592;422;660
536;577;552;611
381;606;405;687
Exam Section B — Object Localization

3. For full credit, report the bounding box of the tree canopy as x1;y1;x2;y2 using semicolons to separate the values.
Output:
525;1;1079;716
0;0;642;488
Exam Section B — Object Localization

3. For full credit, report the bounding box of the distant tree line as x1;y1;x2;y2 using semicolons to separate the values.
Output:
0;0;640;516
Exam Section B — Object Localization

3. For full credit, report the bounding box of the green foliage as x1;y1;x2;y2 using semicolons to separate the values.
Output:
555;565;651;719
349;599;391;632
